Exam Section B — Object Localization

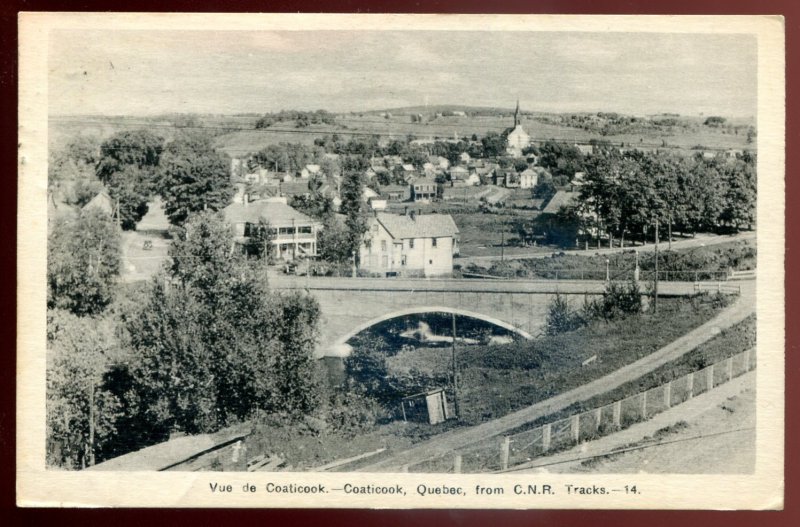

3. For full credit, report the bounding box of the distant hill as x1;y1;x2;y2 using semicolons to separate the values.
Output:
359;105;514;116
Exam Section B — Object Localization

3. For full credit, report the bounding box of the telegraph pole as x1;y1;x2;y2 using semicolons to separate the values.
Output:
451;313;460;420
500;218;505;262
654;218;659;314
88;375;95;467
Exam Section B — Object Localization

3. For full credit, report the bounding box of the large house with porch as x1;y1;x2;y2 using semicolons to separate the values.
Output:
223;196;321;261
359;212;459;277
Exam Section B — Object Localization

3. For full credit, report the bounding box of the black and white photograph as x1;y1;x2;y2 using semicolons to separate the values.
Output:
17;13;784;508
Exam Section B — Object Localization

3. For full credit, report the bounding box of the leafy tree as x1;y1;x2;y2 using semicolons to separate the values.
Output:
720;158;757;230
96;130;164;190
289;193;334;221
158;133;235;226
538;141;585;178
46;310;123;469
106;166;150;230
532;180;557;203
245;218;275;261
48;209;121;316
340;161;369;264
125;212;323;434
318;214;352;264
481;132;506;158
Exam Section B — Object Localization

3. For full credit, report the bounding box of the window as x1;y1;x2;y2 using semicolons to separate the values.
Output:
381;240;387;252
372;224;379;233
298;225;312;234
401;255;407;266
409;239;415;249
432;237;437;247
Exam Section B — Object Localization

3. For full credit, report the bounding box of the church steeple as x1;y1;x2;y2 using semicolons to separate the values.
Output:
514;99;520;126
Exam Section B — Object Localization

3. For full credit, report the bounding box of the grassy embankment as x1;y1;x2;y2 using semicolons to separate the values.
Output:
247;293;734;470
453;293;734;425
501;313;756;436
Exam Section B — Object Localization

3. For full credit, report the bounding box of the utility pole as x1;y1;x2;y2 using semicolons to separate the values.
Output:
654;218;659;315
668;211;672;251
88;375;95;467
500;218;505;262
451;313;460;420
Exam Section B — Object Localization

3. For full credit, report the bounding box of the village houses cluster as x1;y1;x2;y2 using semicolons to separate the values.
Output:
213;103;569;277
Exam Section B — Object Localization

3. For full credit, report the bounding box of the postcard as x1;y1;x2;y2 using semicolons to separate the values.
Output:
17;12;784;509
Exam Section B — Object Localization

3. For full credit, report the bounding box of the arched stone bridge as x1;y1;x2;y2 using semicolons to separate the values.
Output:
269;276;704;357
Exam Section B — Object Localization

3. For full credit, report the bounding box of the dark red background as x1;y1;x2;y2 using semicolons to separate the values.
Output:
1;1;795;525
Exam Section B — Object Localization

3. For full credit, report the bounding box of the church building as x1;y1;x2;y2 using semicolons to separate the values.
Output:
505;100;531;157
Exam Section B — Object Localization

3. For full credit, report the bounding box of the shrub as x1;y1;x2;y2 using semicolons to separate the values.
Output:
326;391;381;437
546;294;586;335
586;280;643;321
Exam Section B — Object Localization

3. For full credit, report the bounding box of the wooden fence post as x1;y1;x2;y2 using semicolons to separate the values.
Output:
664;381;672;409
542;425;552;452
594;407;602;432
687;372;694;399
571;415;580;443
612;401;621;428
706;365;715;391
726;357;734;382
453;454;462;474
640;392;648;420
500;437;511;471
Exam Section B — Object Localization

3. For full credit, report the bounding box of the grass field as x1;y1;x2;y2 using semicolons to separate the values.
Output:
50;110;754;160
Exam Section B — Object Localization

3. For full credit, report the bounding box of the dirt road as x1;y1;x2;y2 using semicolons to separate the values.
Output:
457;230;755;267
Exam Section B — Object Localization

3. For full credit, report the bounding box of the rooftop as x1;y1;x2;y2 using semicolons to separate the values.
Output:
542;190;579;214
376;212;459;240
223;199;320;226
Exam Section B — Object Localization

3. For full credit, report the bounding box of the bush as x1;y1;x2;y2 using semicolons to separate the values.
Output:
326;391;381;437
546;294;586;335
586;280;643;321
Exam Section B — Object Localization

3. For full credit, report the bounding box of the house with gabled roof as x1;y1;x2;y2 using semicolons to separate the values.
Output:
82;190;115;217
359;212;459;277
223;196;321;261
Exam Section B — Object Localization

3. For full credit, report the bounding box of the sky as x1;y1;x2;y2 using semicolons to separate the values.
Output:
48;30;757;118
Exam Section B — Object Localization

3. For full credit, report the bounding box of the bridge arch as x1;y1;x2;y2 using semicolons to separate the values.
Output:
325;305;533;357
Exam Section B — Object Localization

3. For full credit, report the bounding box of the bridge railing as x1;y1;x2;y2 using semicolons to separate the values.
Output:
403;348;756;474
459;269;730;282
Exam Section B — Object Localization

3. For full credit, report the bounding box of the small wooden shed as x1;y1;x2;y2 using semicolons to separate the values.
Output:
400;388;451;425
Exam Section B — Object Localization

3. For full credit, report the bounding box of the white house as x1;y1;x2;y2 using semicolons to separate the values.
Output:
519;168;539;189
223;196;321;261
300;164;322;179
359;212;460;277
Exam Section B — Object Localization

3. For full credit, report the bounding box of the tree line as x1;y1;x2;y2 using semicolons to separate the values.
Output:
538;149;756;247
